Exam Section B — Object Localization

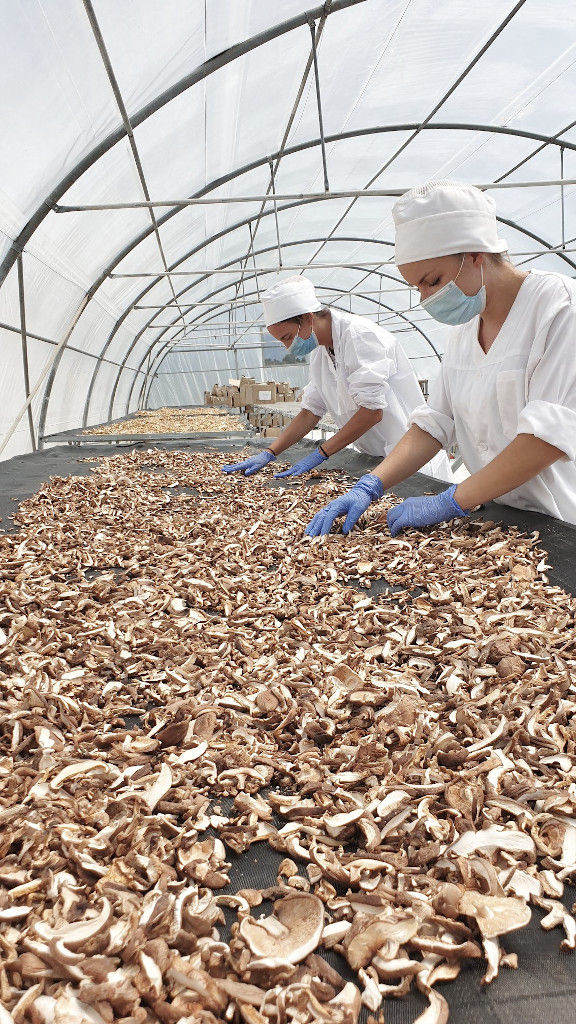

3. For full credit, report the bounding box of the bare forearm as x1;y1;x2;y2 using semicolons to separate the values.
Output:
370;425;443;489
322;407;383;456
267;409;320;456
454;433;565;510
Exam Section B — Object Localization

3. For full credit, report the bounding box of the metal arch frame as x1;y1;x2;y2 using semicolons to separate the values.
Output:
113;245;433;421
0;0;365;292
141;281;441;411
302;0;529;270
33;121;576;438
109;199;576;423
13;0;367;445
2;0;574;441
106;235;406;423
148;260;443;366
133;197;576;403
0;1;567;440
79;122;576;419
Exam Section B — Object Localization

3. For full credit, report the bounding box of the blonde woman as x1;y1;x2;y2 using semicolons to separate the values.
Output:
307;180;576;536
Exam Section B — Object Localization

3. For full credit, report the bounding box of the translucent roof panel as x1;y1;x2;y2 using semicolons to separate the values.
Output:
1;0;576;458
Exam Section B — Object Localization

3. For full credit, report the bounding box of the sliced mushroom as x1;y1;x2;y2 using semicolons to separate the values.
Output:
238;893;324;968
459;892;531;939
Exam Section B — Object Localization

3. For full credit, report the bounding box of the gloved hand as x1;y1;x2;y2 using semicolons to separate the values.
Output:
221;449;276;476
387;485;469;537
305;473;384;537
274;448;327;478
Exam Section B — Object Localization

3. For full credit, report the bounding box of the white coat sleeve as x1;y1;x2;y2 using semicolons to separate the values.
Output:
517;300;576;461
300;354;328;418
300;381;327;418
341;326;396;410
408;361;456;450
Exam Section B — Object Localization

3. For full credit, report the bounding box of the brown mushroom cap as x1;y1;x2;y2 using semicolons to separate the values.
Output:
344;913;421;970
238;893;324;967
459;892;531;938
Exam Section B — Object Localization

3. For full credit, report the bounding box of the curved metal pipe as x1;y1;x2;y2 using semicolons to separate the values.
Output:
122;258;409;417
123;206;575;416
143;284;440;409
0;0;365;291
46;120;576;429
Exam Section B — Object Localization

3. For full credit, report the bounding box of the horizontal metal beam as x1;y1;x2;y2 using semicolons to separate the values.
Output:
53;177;576;213
151;334;264;342
156;348;434;371
111;259;395;278
134;286;409;308
0;320;143;371
159;343;273;354
143;323;264;329
129;247;576;290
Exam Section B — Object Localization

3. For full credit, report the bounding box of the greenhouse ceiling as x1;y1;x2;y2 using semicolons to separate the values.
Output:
1;0;576;458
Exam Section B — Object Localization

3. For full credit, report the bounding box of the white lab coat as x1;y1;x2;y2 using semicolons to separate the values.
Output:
409;270;576;524
301;308;452;481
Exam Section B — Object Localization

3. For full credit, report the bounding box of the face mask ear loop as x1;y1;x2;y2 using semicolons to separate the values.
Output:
453;255;466;285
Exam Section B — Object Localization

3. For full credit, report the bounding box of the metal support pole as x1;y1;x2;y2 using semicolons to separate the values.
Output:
268;159;283;268
309;16;330;192
557;146;561;249
2;291;91;455
249;223;261;300
81;0;188;332
233;13;331;306
16;255;37;451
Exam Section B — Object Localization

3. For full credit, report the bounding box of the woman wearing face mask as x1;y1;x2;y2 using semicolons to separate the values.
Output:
306;180;576;537
222;276;452;480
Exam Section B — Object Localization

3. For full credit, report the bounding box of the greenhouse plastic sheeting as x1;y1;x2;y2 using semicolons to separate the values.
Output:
1;0;576;457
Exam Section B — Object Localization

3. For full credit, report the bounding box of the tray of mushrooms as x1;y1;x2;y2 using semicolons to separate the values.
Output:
0;449;574;1023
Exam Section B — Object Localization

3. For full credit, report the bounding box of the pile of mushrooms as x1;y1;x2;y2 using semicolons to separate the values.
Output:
83;408;245;435
0;447;574;1023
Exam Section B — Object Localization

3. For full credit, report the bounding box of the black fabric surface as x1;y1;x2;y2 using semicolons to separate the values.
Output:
1;436;575;1022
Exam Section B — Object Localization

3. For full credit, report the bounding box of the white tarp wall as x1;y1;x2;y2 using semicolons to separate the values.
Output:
1;0;576;457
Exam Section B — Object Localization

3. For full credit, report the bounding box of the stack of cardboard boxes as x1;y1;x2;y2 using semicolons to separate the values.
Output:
245;406;295;438
205;377;299;408
204;377;300;434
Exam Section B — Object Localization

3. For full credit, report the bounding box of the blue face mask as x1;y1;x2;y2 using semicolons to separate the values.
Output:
420;258;486;325
289;326;318;358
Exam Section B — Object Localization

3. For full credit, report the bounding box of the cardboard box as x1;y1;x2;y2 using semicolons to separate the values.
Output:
240;378;256;406
251;386;275;404
263;426;283;438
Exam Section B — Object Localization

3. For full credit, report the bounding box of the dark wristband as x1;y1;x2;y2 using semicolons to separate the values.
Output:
318;444;329;458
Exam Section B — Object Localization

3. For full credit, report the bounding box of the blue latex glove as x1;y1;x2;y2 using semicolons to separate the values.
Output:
221;450;276;476
387;485;469;537
274;448;328;478
305;473;384;537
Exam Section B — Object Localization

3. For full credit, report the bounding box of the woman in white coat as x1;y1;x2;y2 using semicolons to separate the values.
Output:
222;276;451;482
306;180;576;537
